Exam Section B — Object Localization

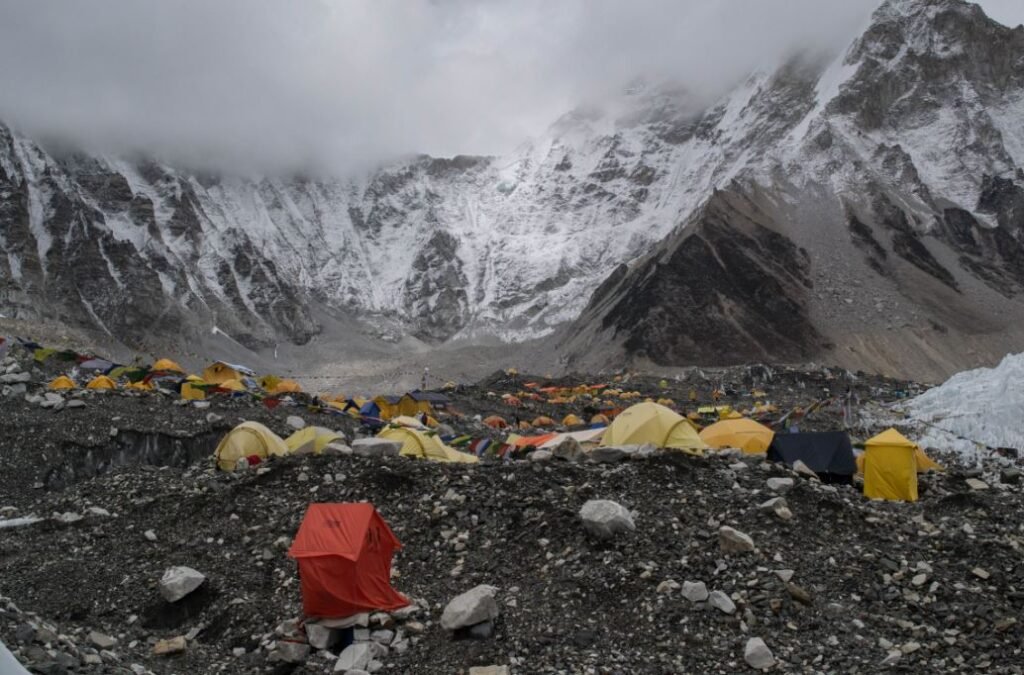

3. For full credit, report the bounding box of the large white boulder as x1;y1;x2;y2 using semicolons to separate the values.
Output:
744;637;776;670
351;439;402;458
579;500;636;540
159;566;206;603
333;643;376;672
440;585;499;631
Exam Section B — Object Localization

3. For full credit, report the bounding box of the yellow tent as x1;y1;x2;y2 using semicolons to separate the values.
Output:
259;374;282;391
153;358;184;373
127;380;154;392
591;414;609;426
397;394;433;418
601;402;706;455
271;379;302;395
532;416;556;427
217;379;247;392
856;445;943;475
215;422;290;471
378;427;478;464
285;426;343;455
182;382;206;400
48;376;76;391
86;375;117;390
699;418;775;454
203;361;247;385
562;414;583;426
862;428;919;502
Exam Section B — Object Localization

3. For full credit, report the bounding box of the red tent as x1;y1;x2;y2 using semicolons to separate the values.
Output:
288;503;407;618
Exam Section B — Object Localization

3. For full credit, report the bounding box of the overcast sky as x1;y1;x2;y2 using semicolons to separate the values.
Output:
0;0;1020;174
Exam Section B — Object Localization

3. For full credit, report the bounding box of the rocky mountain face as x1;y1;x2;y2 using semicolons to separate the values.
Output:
559;0;1024;378
1;0;1023;377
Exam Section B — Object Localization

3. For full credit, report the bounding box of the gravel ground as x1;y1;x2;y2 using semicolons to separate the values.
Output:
2;354;1023;674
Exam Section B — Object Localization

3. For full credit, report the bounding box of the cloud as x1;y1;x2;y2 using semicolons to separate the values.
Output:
0;0;1008;174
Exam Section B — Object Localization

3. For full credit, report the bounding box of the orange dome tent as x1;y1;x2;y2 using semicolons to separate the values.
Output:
562;414;583;426
531;415;556;427
86;375;117;390
590;413;609;426
48;376;76;391
483;415;508;429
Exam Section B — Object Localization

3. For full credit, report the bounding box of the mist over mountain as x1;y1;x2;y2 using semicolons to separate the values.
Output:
2;0;1024;380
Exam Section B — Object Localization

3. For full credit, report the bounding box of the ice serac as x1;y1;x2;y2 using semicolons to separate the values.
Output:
2;0;1024;378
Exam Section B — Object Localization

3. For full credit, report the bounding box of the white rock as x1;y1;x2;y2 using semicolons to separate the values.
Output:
551;436;583;462
708;590;736;614
766;477;795;492
370;629;394;645
89;631;117;649
144;530;157;542
469;667;510;675
159;566;206;603
880;650;902;667
351;438;402;458
528;450;552;463
272;641;310;663
333;643;376;672
66;400;86;409
792;460;819;479
322;443;353;456
681;580;709;603
965;478;989;491
286;416;307;430
719;526;755;554
744;637;776;670
759;497;793;521
579;499;635;540
656;579;680;593
305;623;338;650
440;585;499;631
774;569;795;583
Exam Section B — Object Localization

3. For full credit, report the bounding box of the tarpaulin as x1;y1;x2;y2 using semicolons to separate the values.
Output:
289;504;407;618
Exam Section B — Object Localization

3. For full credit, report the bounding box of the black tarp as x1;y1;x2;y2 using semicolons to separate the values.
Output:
767;431;856;484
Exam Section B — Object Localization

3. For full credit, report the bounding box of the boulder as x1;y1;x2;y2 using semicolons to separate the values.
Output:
579;500;635;540
681;581;709;603
528;450;552;463
708;590;736;614
306;623;338;650
589;446;629;463
159;566;206;603
792;460;819;479
552;437;583;462
744;637;775;670
440;585;499;631
965;478;989;491
766;477;794;493
333;643;376;672
322;443;353;456
66;400;86;409
759;497;793;521
0;372;30;384
271;641;310;663
89;631;116;649
286;416;307;430
719;526;755;554
351;439;402;458
1000;468;1021;484
153;636;187;656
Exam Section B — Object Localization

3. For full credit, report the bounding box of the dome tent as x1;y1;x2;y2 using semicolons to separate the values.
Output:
215;421;290;471
601;402;706;454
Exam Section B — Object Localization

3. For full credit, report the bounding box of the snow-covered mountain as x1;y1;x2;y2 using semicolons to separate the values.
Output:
2;0;1023;378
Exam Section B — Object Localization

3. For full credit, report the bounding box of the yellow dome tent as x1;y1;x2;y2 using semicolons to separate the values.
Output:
86;375;117;390
562;414;583;426
181;382;206;400
215;422;290;471
699;418;775;454
271;379;302;395
202;361;252;386
377;427;478;464
127;380;154;392
862;428;921;502
48;376;76;391
601;401;706;455
285;426;343;455
532;416;556;427
153;358;184;373
217;379;247;392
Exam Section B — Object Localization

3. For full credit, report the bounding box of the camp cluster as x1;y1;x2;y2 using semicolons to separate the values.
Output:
19;338;940;502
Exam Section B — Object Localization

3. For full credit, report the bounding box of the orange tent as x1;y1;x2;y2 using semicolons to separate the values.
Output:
512;433;558;448
483;415;508;429
591;413;609;426
288;503;407;618
271;379;302;394
152;358;184;373
532;416;556;427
